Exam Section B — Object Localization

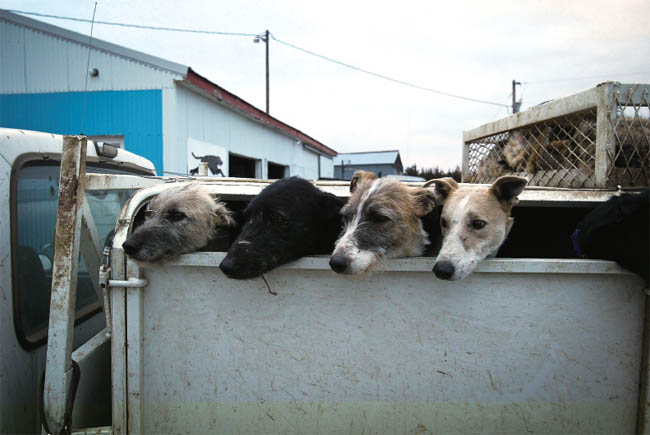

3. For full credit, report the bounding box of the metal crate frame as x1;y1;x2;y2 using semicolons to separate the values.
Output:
463;82;650;188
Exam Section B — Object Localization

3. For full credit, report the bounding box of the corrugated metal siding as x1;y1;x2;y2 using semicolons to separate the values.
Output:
0;18;181;94
0;90;163;172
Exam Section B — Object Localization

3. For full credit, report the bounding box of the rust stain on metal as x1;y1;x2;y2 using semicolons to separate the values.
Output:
51;140;84;305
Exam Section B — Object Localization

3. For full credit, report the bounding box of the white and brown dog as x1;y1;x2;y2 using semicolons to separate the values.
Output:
329;171;436;275
424;175;528;280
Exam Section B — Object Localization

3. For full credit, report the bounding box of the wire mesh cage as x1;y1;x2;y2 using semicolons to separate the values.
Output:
463;82;650;188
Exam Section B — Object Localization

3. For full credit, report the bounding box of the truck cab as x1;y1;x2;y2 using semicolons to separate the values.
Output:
0;128;156;433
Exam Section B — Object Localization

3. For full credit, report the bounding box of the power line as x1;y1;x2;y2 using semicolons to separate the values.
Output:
3;8;507;108
5;9;258;37
269;34;510;108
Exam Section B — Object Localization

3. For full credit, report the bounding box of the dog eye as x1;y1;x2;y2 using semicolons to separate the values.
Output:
268;210;288;225
441;218;448;228
167;211;187;222
472;219;486;229
367;211;390;224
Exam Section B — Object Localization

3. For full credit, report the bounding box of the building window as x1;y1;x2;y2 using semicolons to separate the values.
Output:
268;162;288;179
229;153;256;178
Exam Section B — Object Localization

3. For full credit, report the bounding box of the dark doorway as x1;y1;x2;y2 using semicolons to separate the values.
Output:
229;153;256;178
268;162;287;179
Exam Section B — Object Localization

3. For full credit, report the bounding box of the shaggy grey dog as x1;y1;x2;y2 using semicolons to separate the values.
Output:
122;182;234;266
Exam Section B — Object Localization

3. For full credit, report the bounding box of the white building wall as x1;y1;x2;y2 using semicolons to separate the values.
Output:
320;155;334;178
167;86;324;179
0;17;182;94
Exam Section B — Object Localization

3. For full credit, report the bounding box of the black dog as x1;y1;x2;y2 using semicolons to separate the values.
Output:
219;177;344;279
189;152;225;176
573;188;648;282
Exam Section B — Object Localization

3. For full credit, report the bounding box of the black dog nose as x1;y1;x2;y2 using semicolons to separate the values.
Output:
219;256;235;276
433;260;455;280
122;239;138;256
329;256;349;274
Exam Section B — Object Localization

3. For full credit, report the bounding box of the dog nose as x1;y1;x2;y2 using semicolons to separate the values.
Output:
122;239;138;256
433;260;455;280
329;256;349;274
219;256;235;276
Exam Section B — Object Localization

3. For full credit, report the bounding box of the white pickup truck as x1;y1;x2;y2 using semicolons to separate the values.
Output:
0;129;157;433
1;130;647;434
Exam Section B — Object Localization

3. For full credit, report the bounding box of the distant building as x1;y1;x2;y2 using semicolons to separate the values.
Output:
333;150;403;180
0;10;336;179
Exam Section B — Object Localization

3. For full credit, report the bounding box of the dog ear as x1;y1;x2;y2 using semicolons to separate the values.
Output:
489;176;528;207
213;202;235;227
350;170;377;193
410;187;437;217
422;177;458;204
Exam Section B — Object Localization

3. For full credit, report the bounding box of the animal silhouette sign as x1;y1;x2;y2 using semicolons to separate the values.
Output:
187;139;228;177
189;152;225;176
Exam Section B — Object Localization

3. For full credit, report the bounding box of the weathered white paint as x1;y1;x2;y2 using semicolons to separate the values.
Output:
106;181;648;434
43;136;88;433
117;255;646;434
0;129;153;433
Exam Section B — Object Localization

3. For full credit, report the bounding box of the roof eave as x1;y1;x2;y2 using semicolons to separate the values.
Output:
181;69;337;157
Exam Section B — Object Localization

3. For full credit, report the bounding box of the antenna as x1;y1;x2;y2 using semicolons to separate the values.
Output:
81;2;98;135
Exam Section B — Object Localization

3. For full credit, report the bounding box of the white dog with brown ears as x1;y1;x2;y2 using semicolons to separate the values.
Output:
424;175;528;281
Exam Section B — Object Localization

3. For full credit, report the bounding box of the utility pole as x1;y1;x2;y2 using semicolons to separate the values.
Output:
512;80;521;113
265;30;269;114
254;30;270;114
340;159;351;180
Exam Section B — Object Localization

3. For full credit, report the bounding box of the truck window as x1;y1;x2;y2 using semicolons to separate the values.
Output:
13;161;142;347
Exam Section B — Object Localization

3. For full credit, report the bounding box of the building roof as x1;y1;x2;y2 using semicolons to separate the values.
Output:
0;9;337;157
0;9;187;76
182;69;337;157
333;150;401;166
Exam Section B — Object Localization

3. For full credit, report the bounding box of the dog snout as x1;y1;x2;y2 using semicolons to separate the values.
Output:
329;255;350;274
219;256;236;277
433;260;455;280
122;238;139;256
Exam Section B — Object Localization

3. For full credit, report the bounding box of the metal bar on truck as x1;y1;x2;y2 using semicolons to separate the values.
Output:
80;196;104;307
126;260;144;433
594;82;616;187
43;136;87;433
84;173;163;191
71;329;110;363
110;249;128;434
637;294;650;434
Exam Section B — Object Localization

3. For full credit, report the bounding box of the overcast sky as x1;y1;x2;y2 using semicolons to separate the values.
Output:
2;0;649;170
